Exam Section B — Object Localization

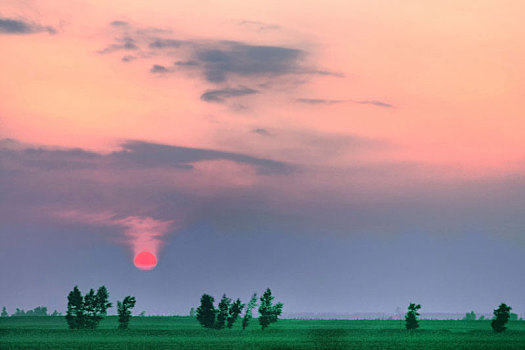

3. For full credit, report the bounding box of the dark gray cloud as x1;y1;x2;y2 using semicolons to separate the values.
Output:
97;36;139;54
357;100;393;108
110;20;129;27
121;55;137;62
113;140;290;174
252;128;271;136
0;16;55;34
193;42;304;83
149;39;184;49
150;64;170;73
200;87;259;103
296;98;344;105
175;60;198;66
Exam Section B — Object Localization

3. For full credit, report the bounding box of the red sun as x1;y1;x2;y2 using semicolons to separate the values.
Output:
133;251;157;270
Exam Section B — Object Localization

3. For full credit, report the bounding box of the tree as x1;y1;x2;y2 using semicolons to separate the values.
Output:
117;296;136;329
215;294;231;329
189;307;196;318
405;303;421;330
227;298;245;329
258;288;283;330
1;307;8;318
491;303;512;333
66;286;85;329
196;294;216;329
96;286;112;317
242;293;257;330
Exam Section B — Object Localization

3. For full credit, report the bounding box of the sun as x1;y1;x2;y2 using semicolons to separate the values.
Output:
133;251;157;270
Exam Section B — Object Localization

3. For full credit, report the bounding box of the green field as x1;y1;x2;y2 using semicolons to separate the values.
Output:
1;316;525;349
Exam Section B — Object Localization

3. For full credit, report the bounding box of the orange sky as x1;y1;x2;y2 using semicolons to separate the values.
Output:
1;0;525;175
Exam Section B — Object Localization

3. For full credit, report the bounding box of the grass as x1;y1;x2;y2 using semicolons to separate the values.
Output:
1;316;525;349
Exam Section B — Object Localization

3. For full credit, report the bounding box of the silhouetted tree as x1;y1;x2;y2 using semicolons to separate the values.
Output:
117;296;136;329
1;307;8;317
66;286;85;329
491;303;512;333
215;294;231;329
242;293;257;330
227;298;245;329
479;315;485;321
189;307;196;318
258;288;283;330
51;310;61;316
405;303;421;330
196;294;216;329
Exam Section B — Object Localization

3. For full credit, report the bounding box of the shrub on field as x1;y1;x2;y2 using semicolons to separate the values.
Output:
196;294;216;328
1;306;8;317
242;293;258;330
405;303;421;330
66;285;112;330
258;288;283;330
491;303;512;333
117;296;136;329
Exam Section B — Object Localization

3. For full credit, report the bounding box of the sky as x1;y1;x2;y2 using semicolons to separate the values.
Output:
1;0;524;317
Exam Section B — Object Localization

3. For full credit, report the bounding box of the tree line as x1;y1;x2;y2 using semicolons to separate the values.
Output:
1;306;61;317
196;288;283;330
404;302;515;333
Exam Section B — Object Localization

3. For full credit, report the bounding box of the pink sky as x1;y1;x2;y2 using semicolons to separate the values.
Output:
2;0;524;175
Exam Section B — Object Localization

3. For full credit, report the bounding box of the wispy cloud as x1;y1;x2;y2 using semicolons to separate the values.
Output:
356;100;393;108
296;98;344;105
200;87;259;103
56;211;174;256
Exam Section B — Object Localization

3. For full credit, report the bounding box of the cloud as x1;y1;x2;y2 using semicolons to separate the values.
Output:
296;98;344;105
252;128;271;136
0;16;56;35
356;100;393;108
114;140;289;174
150;64;170;73
193;42;304;83
121;55;137;62
149;39;184;49
110;20;129;27
57;211;174;256
97;36;139;54
175;60;198;66
200;87;259;103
